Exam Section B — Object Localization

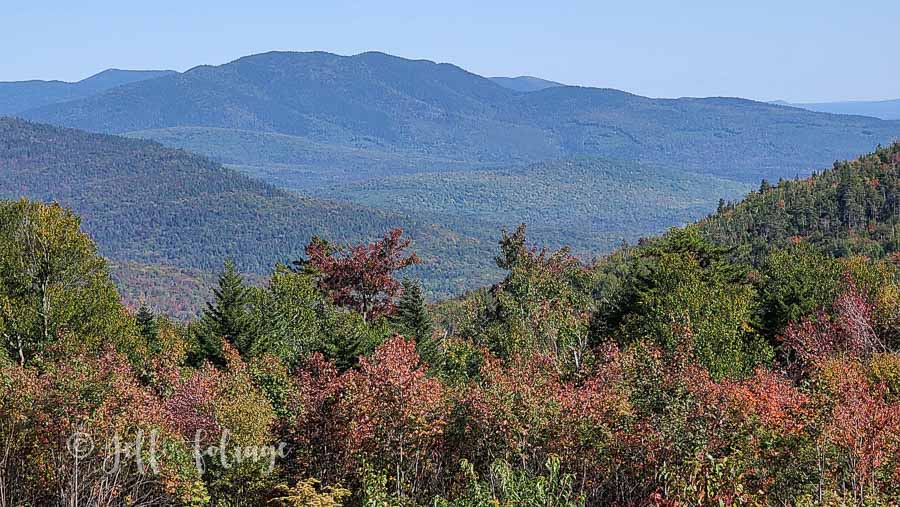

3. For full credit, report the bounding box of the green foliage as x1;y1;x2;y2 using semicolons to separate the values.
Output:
391;278;438;365
136;304;159;342
319;158;751;262
195;260;255;364
755;245;843;337
435;456;585;507
245;266;327;364
269;478;351;507
594;228;772;379
462;225;594;370
699;143;900;262
0;199;133;364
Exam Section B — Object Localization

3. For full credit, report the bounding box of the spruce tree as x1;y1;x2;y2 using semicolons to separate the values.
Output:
392;278;438;366
198;260;254;363
135;305;158;342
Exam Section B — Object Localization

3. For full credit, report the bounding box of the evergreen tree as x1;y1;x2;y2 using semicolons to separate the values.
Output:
135;305;158;343
392;278;438;365
197;260;255;364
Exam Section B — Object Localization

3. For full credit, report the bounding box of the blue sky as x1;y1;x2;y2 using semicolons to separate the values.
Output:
3;0;897;102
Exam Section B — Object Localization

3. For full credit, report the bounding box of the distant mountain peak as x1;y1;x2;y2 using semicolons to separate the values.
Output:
489;75;564;92
0;68;180;115
76;68;178;90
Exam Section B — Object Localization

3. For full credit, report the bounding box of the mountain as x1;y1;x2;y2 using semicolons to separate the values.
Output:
698;142;900;260
489;75;564;92
0;117;509;303
20;51;900;185
0;68;177;115
781;98;900;121
315;158;751;254
0;118;763;315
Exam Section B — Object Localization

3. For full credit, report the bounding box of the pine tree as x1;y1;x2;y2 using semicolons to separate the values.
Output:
392;278;438;366
136;305;158;342
198;260;254;363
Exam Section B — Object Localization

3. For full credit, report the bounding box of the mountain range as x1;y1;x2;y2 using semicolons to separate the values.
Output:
4;50;900;313
18;51;900;186
0;68;176;115
2;118;749;314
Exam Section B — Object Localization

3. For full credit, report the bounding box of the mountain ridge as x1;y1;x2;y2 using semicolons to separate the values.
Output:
19;50;900;185
0;68;177;114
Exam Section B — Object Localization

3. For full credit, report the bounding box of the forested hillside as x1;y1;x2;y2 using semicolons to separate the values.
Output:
699;143;900;261
0;68;176;115
318;158;751;252
0;144;897;506
1;118;765;312
0;118;505;302
21;51;900;184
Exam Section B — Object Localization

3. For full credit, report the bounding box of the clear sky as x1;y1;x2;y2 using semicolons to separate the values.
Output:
3;0;897;102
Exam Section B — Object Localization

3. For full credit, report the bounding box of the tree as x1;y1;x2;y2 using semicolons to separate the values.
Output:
756;244;842;339
392;278;437;364
303;228;420;322
471;225;593;367
593;228;771;379
0;199;129;365
342;337;448;501
197;260;255;364
136;305;158;342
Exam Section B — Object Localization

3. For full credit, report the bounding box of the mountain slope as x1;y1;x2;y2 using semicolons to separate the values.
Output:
123;126;487;189
489;76;564;92
20;51;900;184
316;158;751;253
0;117;505;300
698;142;900;260
783;98;900;120
0;69;177;115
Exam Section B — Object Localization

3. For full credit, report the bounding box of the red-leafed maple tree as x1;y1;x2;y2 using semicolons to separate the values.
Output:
304;228;420;322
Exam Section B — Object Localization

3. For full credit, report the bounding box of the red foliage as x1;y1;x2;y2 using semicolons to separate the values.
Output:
781;279;884;368
283;353;350;481
709;368;809;435
341;337;447;495
821;360;900;499
462;353;563;467
305;228;420;321
165;364;222;442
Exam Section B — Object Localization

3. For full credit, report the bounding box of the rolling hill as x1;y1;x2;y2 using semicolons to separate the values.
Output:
0;118;763;315
0;117;505;303
0;68;177;115
20;51;900;185
316;158;751;251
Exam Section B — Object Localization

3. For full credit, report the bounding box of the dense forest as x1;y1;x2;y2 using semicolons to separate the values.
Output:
699;144;900;261
0;144;898;505
0;118;763;312
0;117;505;303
